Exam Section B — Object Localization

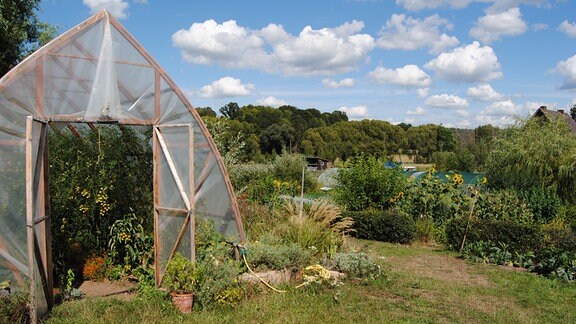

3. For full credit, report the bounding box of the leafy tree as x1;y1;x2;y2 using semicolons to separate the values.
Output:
1;0;58;76
219;102;241;119
259;123;296;155
485;116;576;203
196;106;217;117
571;104;576;122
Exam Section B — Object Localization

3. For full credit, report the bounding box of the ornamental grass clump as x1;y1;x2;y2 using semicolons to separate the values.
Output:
275;199;354;257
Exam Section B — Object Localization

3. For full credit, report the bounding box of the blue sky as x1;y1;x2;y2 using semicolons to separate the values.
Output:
38;0;576;128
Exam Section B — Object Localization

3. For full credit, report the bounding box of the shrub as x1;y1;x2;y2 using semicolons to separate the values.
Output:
345;209;416;244
328;252;382;280
445;218;544;253
245;241;313;271
0;289;28;323
334;154;406;211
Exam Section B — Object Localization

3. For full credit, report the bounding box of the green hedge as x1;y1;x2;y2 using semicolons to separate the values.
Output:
445;217;544;253
344;209;415;244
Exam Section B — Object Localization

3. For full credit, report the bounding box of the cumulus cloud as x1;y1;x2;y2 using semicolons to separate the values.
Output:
425;94;469;108
83;0;129;19
338;105;371;120
470;7;527;44
552;55;576;90
467;84;505;102
424;41;502;83
397;0;549;12
256;96;288;107
322;78;356;88
172;19;374;76
368;64;431;88
376;14;459;54
198;77;255;98
559;20;576;38
407;107;426;115
475;99;542;126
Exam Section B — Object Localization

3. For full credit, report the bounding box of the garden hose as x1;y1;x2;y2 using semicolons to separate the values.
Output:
240;246;286;293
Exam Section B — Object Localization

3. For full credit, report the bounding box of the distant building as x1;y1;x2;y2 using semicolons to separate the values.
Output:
306;157;331;171
532;106;576;133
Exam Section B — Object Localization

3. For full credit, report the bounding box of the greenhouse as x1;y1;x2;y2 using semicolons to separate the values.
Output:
0;10;245;321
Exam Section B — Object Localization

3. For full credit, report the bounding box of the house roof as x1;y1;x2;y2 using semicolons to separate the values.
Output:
532;106;576;133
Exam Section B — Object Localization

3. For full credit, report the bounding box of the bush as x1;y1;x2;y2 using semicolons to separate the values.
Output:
328;252;383;280
334;154;406;211
0;290;28;323
345;209;416;244
245;240;312;271
445;217;544;253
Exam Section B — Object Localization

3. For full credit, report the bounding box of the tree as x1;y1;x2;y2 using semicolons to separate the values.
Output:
485;116;576;203
219;102;241;119
196;106;217;117
571;104;576;122
1;0;58;76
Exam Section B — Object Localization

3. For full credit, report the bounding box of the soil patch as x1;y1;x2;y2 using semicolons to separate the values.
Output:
386;253;493;287
78;280;137;301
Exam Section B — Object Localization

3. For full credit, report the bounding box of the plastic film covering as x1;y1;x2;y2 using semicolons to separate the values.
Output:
0;10;245;319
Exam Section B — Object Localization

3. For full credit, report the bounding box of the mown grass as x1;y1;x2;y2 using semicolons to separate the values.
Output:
44;240;576;324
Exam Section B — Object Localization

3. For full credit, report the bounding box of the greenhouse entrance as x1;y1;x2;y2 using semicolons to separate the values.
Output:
0;10;246;323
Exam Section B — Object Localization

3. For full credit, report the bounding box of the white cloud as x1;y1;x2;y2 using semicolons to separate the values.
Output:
553;55;576;90
172;20;374;76
83;0;129;19
417;88;429;98
322;78;356;88
172;20;269;70
256;96;288;107
198;77;255;98
425;94;469;108
396;0;472;11
270;21;375;76
475;99;541;126
467;84;505;102
133;0;147;3
407;107;426;115
396;0;549;12
376;14;459;54
368;64;431;88
470;7;527;44
424;41;502;83
558;21;576;38
338;105;371;120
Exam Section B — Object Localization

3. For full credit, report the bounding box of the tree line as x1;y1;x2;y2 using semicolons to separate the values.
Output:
199;102;500;171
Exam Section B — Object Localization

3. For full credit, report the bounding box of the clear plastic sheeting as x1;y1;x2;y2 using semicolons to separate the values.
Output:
0;10;245;321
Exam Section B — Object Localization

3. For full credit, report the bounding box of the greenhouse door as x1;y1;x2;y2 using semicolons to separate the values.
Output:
153;125;195;286
25;117;53;322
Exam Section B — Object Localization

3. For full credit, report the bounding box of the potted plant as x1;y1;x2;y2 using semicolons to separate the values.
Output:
163;253;197;313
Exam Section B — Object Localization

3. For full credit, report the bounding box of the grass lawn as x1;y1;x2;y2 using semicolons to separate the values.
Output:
45;239;576;323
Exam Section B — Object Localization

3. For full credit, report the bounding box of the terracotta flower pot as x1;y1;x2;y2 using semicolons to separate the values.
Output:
170;292;194;313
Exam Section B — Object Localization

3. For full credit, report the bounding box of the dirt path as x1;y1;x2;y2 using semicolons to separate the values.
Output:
78;279;137;301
